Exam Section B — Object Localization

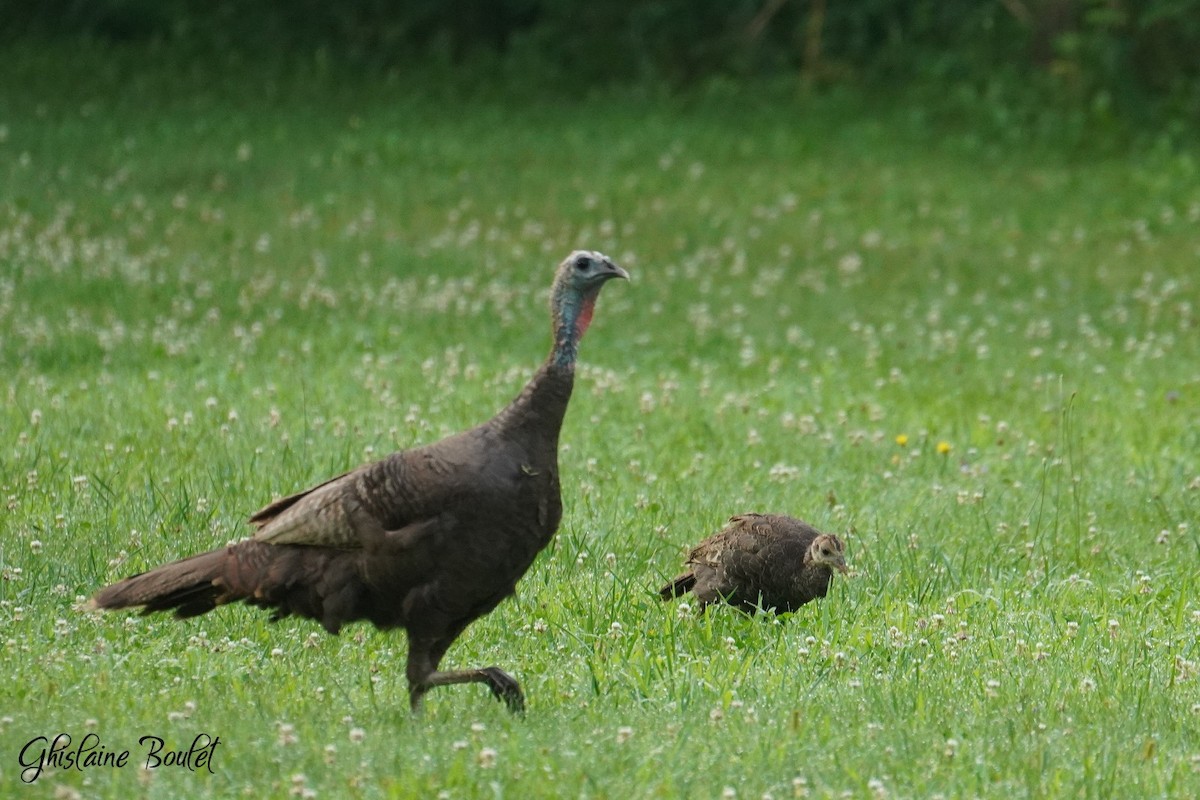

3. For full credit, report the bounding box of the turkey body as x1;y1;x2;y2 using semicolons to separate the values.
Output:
240;386;566;637
91;251;627;712
660;513;848;614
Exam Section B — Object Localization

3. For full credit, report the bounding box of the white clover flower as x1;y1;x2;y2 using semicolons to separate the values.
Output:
277;723;298;746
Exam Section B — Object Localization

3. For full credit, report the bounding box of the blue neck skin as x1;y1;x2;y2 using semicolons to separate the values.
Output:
551;290;595;370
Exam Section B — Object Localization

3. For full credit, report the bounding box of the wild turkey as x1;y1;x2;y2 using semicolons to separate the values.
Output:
659;513;848;614
90;250;628;712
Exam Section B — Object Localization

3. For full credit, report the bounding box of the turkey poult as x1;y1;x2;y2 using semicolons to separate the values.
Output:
660;513;848;614
90;251;628;713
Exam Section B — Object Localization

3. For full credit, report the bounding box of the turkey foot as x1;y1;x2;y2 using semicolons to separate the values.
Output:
479;666;525;713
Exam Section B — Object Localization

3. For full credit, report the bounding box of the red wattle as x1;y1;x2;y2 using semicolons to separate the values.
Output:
575;298;596;338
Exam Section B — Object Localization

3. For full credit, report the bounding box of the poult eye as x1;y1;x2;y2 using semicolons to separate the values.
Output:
574;256;593;271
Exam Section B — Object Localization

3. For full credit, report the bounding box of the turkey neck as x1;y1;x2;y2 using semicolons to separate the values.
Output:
491;358;573;447
490;290;597;443
551;285;600;370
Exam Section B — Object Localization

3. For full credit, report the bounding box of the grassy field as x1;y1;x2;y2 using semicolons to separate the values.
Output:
2;45;1199;798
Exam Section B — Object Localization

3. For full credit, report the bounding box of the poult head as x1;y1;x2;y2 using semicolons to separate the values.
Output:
808;534;849;574
550;250;628;361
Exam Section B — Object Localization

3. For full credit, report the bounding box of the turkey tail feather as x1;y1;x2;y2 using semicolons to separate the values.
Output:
91;548;233;618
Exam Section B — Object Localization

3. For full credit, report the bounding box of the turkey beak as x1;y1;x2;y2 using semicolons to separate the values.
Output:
835;562;850;575
603;261;630;282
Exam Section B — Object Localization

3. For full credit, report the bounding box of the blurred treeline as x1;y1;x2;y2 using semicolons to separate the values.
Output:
4;0;1198;127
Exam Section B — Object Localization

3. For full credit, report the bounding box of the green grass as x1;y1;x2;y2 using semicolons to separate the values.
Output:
2;45;1199;798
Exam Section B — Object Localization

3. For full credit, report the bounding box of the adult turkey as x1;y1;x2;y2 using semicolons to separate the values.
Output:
659;513;848;614
91;250;628;713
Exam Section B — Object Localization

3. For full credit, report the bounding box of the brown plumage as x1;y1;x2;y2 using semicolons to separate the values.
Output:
90;251;627;713
659;513;848;614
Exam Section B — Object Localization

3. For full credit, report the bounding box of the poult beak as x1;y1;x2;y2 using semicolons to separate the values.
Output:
835;562;850;575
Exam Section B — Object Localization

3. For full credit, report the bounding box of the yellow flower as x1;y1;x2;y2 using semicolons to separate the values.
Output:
936;441;952;455
895;434;909;446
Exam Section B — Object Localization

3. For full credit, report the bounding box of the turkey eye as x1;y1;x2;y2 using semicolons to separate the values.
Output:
575;256;593;271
